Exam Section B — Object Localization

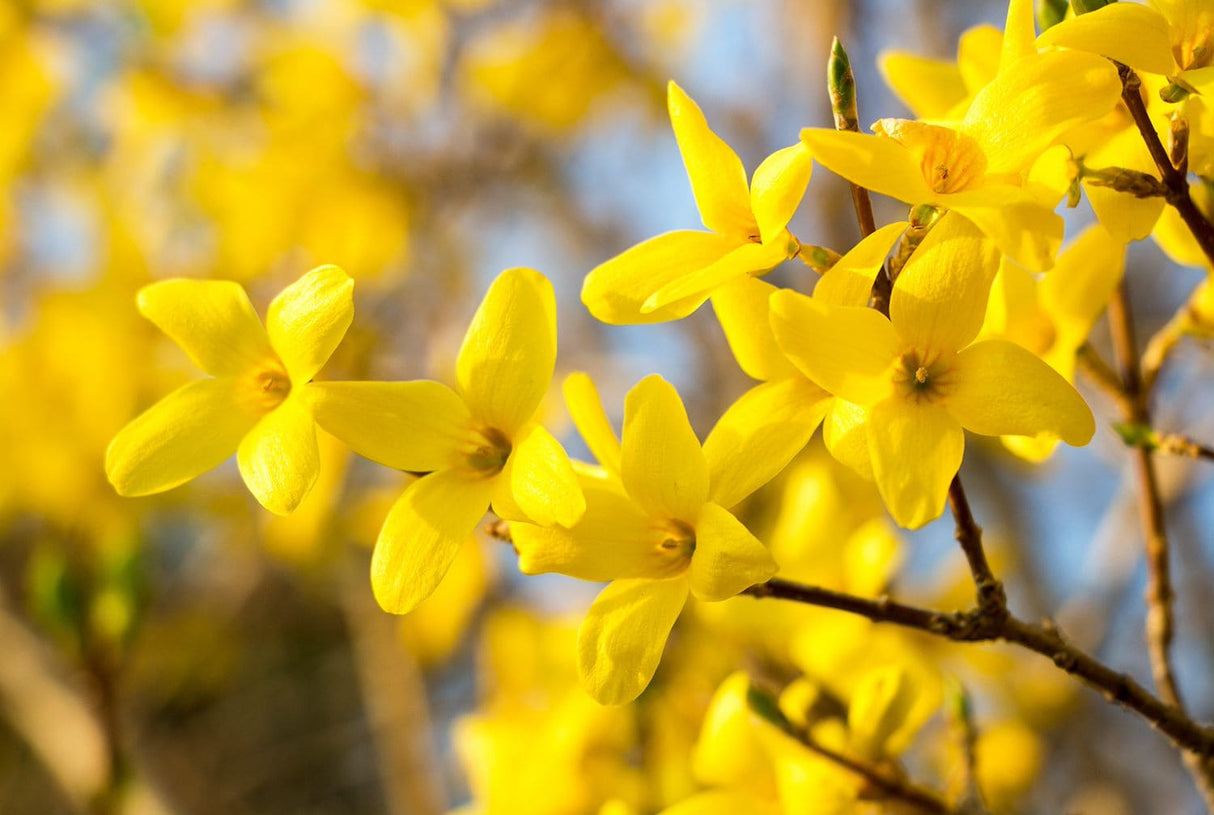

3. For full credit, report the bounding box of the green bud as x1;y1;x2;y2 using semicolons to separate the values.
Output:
1160;82;1192;104
1072;0;1114;14
828;37;858;133
1113;421;1158;450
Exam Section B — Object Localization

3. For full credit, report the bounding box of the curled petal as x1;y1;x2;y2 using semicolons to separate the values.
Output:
621;375;709;523
643;240;787;315
799;128;934;205
711;277;796;381
563;372;622;475
577;577;689;704
509;424;586;527
750;143;812;245
1036;3;1173;76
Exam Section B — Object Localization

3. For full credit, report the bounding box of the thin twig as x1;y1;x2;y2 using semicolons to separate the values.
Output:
828;37;877;239
1118;63;1214;266
947;476;1006;615
1077;342;1131;407
743;578;1214;760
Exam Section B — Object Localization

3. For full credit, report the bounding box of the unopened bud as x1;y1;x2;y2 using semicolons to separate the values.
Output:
1071;0;1114;14
1036;0;1068;29
828;37;859;133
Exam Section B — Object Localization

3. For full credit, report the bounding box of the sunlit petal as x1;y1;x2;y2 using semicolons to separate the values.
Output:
236;392;319;515
577;577;689;704
266;265;354;383
457;267;556;436
750;143;812;245
509;424;586;527
799;128;934;204
1037;2;1174;75
690;503;777;601
711;277;796;381
813;222;906;308
371;470;495;614
947;187;1062;273
563;372;622;475
137;279;274;376
868;399;963;529
106;378;258;497
643;240;788;314
621;375;709;522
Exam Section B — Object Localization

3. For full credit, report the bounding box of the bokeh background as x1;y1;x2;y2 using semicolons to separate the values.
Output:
3;0;1214;813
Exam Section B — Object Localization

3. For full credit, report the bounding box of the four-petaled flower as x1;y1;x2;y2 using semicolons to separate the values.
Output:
106;265;354;515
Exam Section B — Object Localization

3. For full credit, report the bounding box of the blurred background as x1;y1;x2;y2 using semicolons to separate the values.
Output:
3;0;1214;812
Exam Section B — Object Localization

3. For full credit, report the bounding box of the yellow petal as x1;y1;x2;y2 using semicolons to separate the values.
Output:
621;375;709;523
690;503;777;601
236;391;319;515
1037;2;1174;76
958;25;1004;96
961;50;1121;176
1085;128;1166;243
457;267;556;436
668;80;757;239
813;221;907;307
848;666;919;759
660;792;780;815
947;186;1062;273
509;424;586;527
800;128;934;204
514;481;688;581
868;399;963;529
307;380;471;472
769;290;898;405
106;378;258;497
704;378;829;509
949;340;1095;446
890;212;1001;356
266;265;354;383
999;0;1037;70
1042;225;1126;348
711;277;796;381
563;372;622;475
583;230;744;325
1153;182;1211;267
750;143;812;245
137;279;274;377
577;577;689;704
824;398;874;481
878;51;967;120
371;469;495;614
643;239;788;314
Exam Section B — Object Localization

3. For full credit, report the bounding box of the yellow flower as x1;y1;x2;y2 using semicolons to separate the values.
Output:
105;265;353;515
582;81;811;324
802;49;1120;271
309;268;585;614
513;375;778;704
1038;0;1214;90
770;215;1094;528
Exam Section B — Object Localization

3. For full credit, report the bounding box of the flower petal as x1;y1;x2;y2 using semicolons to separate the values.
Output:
750;143;812;245
1042;224;1126;349
878;51;967;120
137;279;274;377
457;268;556;436
577;577;689;704
668;80;757;239
868;399;963;529
514;481;685;581
266;265;354;383
1037;2;1174;76
769;290;898;405
236;391;319;515
824;398;874;481
947;189;1063;273
621;375;709;523
961;50;1121;176
949;340;1095;446
563;372;622;475
307;380;470;472
711;277;796;381
813;221;907;307
643;239;788;314
704;378;829;509
371;469;495;614
690;502;777;601
509;424;586;527
890;212;1002;355
799;129;934;205
583;230;743;325
106;378;258;496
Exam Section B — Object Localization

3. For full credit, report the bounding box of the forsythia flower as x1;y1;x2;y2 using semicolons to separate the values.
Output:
770;216;1095;528
582;80;812;324
513;374;778;704
106;266;353;515
801;48;1120;271
309;268;585;614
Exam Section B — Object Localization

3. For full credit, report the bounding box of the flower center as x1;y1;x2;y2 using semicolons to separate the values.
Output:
462;425;512;477
1173;11;1214;70
873;118;987;195
239;361;291;414
892;350;955;404
651;518;696;577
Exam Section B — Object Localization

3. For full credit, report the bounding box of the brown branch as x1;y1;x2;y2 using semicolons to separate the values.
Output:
743;578;1214;761
1118;63;1214;267
1077;342;1130;407
828;37;877;240
947;475;1006;615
